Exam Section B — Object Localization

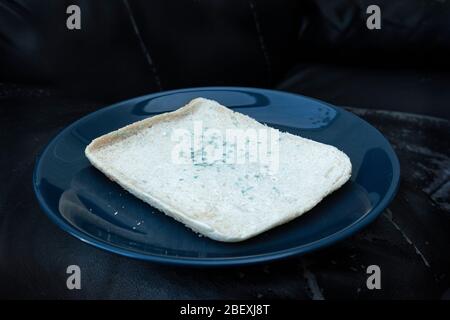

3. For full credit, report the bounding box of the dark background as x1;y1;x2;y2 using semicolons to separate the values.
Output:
0;0;449;299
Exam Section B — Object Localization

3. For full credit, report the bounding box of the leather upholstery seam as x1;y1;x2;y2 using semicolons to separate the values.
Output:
249;0;272;84
123;0;163;91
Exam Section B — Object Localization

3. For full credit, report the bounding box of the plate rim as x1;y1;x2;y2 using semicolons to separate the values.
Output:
33;86;401;266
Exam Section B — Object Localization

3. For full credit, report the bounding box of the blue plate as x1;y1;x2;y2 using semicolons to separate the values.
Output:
33;87;400;266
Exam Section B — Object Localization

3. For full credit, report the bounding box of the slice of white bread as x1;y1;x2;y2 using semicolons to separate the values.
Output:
85;98;352;242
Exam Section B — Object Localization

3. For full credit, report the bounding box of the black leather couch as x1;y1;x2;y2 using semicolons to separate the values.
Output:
0;0;449;299
2;0;450;118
